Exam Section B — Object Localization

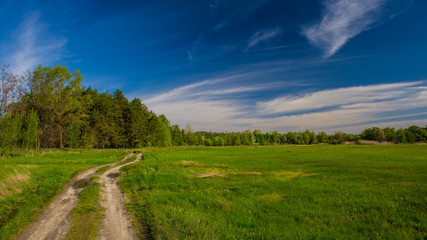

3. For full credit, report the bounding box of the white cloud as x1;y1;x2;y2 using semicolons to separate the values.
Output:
142;78;426;133
246;27;282;51
145;73;251;104
143;72;281;131
256;81;422;115
8;12;67;73
302;0;386;57
148;99;244;131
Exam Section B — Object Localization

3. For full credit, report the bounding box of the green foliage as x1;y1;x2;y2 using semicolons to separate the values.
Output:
22;109;39;152
373;128;386;142
25;65;84;148
0;114;22;156
128;98;150;147
68;121;82;149
171;124;184;146
383;127;396;142
396;128;407;143
204;138;212;146
212;136;225;146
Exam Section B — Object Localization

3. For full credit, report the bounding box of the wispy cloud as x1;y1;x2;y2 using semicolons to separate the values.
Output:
143;71;282;131
142;77;426;133
257;81;422;115
302;0;386;57
145;72;263;104
246;27;282;51
8;12;67;73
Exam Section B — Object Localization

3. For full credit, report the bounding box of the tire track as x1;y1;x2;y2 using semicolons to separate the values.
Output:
97;154;142;240
18;153;135;240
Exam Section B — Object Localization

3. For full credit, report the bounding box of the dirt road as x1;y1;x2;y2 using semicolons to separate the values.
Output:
97;153;141;240
18;153;136;240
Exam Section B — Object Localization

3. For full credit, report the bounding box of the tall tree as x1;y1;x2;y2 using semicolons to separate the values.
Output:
24;65;83;148
111;90;129;148
22;109;39;153
0;65;28;116
128;98;150;147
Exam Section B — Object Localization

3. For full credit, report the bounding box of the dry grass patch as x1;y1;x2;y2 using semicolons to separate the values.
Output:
259;193;284;202
179;161;200;167
179;161;229;169
196;171;226;179
210;164;229;168
0;169;32;198
231;171;262;176
194;171;261;179
270;170;316;181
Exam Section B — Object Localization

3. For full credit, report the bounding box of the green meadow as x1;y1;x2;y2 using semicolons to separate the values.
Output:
0;149;126;239
120;145;427;239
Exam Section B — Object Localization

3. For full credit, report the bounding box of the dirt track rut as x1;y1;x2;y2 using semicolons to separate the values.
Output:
18;153;136;240
97;153;142;240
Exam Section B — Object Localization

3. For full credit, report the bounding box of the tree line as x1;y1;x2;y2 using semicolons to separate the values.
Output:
0;65;426;155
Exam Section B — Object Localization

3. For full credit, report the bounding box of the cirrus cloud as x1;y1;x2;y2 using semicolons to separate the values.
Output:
141;69;426;133
5;12;67;73
302;0;387;57
245;27;282;51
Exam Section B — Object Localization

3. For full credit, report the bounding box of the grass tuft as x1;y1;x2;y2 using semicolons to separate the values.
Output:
0;169;33;199
179;160;200;167
231;171;262;176
270;170;316;181
196;171;226;178
94;166;109;175
107;172;121;178
66;182;104;240
72;179;90;189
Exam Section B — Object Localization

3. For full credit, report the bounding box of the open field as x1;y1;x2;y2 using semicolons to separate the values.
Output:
120;145;427;239
0;149;127;239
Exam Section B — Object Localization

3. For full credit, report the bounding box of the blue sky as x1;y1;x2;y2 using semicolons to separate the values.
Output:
1;0;426;133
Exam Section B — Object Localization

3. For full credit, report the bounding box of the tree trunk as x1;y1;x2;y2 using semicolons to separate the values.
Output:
60;130;63;148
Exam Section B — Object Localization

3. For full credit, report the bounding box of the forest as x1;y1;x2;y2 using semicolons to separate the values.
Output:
1;65;426;155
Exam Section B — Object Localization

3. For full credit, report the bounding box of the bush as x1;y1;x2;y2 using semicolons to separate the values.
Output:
204;139;212;146
212;136;225;146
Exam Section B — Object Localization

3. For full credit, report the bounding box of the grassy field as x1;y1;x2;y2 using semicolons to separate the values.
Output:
120;145;427;239
0;149;127;240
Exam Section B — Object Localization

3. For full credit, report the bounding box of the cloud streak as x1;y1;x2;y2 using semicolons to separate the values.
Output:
145;73;254;104
8;12;67;73
246;27;282;51
256;81;422;115
142;77;426;133
302;0;386;57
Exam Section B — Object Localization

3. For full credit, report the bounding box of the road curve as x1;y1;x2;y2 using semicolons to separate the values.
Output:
18;153;135;240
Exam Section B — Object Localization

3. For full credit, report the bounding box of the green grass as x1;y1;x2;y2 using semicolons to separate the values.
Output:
119;145;427;239
0;149;127;240
94;166;110;175
66;182;104;240
113;155;137;167
67;154;137;239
